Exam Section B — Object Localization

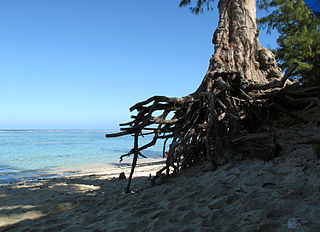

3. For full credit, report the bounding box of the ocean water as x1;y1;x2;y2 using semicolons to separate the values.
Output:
0;130;164;184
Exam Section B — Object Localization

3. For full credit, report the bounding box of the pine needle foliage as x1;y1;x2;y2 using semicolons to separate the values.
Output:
258;0;320;84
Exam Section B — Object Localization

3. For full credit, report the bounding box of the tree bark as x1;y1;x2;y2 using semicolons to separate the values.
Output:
195;0;283;95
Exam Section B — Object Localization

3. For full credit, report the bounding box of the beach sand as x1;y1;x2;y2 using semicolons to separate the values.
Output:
1;123;320;231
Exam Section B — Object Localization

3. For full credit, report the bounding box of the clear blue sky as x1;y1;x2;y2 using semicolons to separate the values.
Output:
0;0;278;129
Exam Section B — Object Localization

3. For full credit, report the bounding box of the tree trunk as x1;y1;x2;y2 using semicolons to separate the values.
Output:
196;0;282;95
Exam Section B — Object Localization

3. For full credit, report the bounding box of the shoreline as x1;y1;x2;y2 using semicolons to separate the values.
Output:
55;157;166;180
0;129;166;185
0;157;165;186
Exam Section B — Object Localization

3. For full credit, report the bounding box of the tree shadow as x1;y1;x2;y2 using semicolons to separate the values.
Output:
0;170;155;231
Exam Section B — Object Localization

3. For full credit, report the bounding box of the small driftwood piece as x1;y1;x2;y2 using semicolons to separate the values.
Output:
119;172;126;180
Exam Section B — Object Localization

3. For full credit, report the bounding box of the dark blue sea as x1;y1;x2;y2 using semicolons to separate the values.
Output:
0;130;164;184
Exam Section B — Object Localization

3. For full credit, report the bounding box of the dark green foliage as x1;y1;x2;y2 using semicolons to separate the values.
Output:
258;0;320;84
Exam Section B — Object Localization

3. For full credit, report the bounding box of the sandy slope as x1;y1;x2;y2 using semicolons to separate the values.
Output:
1;123;320;231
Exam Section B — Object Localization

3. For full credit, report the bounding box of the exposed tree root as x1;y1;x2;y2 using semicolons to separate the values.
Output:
105;0;320;192
105;62;320;192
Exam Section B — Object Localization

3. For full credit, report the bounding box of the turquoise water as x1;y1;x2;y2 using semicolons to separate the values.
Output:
0;130;164;184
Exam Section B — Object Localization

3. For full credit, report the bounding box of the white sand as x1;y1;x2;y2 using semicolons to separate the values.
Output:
1;123;320;231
